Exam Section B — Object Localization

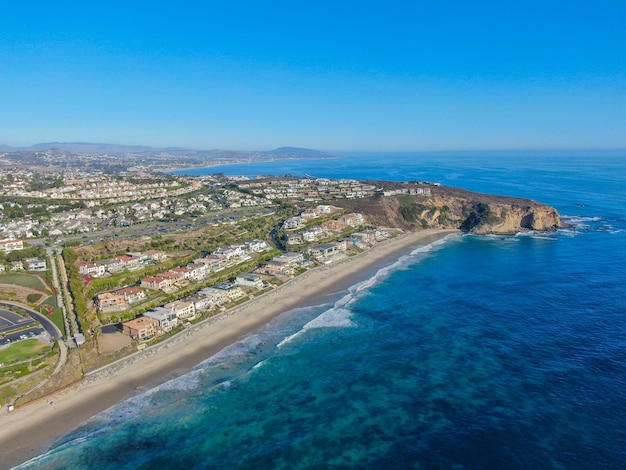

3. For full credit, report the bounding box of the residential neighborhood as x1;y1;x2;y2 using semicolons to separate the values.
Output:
0;161;435;410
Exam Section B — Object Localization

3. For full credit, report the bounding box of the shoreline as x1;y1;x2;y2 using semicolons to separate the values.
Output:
165;155;340;174
0;229;458;469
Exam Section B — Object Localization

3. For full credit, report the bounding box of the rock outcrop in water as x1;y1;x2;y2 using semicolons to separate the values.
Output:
336;182;563;235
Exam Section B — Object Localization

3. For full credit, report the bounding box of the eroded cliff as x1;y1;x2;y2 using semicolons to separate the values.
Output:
336;182;563;234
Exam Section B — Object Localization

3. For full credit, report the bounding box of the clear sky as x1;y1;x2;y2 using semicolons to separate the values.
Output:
1;1;625;151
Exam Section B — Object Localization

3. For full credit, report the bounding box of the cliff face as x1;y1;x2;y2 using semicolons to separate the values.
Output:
454;201;562;234
336;184;563;235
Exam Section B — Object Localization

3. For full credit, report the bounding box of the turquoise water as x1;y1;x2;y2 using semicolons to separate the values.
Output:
21;155;626;469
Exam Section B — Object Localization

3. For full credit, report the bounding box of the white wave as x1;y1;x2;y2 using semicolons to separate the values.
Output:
251;359;267;369
143;367;204;395
197;333;265;368
15;433;97;469
558;229;578;237
278;234;459;349
352;233;458;292
277;306;355;348
302;307;355;330
276;331;301;348
598;226;624;234
515;231;557;240
86;389;159;425
562;215;602;223
561;215;603;231
476;233;520;241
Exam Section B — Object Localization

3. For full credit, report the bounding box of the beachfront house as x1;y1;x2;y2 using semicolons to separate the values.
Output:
123;316;158;342
186;293;213;312
198;287;229;307
144;308;179;332
308;243;341;260
259;260;293;276
235;273;264;289
213;282;245;300
164;300;196;321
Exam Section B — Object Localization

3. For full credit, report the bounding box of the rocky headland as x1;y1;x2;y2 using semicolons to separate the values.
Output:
337;182;562;235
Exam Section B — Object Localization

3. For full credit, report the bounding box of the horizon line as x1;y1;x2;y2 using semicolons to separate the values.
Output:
2;141;626;155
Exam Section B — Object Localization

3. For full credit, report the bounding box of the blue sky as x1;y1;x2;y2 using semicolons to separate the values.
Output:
1;1;625;151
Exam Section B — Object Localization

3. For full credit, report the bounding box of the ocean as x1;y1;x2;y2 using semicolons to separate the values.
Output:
20;155;626;469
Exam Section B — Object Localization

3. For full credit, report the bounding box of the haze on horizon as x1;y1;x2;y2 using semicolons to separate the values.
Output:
2;1;624;152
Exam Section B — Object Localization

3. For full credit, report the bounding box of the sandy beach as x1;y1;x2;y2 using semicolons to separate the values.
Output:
0;229;457;469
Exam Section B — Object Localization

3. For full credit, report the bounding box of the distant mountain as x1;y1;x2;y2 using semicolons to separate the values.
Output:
0;142;198;154
27;142;160;153
267;147;334;158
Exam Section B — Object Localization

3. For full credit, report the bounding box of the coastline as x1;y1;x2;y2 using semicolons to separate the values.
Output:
0;229;458;469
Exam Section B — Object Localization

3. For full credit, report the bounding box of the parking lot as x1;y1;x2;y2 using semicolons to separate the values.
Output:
1;326;45;346
0;308;36;334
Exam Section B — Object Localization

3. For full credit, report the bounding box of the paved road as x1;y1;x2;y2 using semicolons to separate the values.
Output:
0;301;68;378
0;301;62;340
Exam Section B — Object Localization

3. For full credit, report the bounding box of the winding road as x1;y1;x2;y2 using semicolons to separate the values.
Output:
0;300;68;376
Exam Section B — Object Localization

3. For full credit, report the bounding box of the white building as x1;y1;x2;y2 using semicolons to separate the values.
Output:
145;308;179;332
164;300;196;321
245;239;269;252
198;287;229;306
282;217;304;230
0;239;23;253
78;262;106;277
235;273;264;289
24;258;47;271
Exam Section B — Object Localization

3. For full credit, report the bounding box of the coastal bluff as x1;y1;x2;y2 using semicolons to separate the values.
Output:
338;182;562;235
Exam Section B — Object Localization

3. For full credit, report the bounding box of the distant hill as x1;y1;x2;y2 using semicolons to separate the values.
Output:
0;142;336;157
267;147;334;158
0;142;196;154
27;142;160;153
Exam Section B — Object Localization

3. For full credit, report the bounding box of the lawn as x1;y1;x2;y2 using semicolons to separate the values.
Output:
0;273;49;292
41;295;58;308
26;293;43;303
0;339;51;365
49;308;66;337
37;297;66;337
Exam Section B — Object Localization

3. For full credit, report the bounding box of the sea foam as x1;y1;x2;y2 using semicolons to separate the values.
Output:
277;234;457;349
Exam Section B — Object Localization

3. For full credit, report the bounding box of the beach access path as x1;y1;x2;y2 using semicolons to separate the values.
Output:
0;229;458;469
